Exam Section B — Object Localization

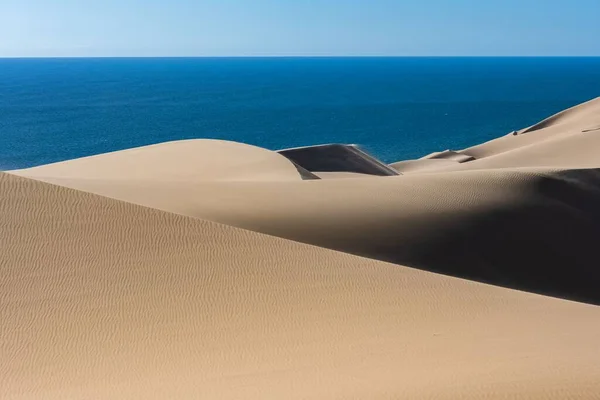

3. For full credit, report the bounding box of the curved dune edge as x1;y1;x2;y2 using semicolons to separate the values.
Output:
16;166;600;304
390;158;460;173
464;96;600;161
2;171;600;399
520;96;600;134
391;96;600;173
10;139;308;182
8;97;600;305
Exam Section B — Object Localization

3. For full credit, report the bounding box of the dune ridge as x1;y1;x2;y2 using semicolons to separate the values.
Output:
3;171;600;399
11;139;308;182
456;96;600;167
18;166;600;303
387;97;600;173
3;97;600;398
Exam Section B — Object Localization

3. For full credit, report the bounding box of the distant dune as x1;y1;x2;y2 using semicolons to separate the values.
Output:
3;97;600;399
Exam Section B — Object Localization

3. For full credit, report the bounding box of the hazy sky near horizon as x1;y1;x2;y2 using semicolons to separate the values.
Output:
1;0;599;57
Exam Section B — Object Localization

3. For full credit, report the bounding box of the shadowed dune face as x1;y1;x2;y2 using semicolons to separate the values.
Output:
278;144;400;176
3;171;600;399
8;97;600;304
394;169;600;303
12;165;600;304
4;97;600;399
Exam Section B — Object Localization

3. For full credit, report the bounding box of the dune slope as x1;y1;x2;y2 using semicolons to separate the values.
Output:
11;139;309;181
13;163;600;304
389;96;600;173
9;98;600;305
3;171;600;399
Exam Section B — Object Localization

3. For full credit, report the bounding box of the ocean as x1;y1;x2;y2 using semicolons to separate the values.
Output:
1;57;600;170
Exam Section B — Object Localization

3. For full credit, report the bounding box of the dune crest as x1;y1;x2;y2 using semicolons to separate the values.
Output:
520;96;600;134
389;97;600;172
460;96;600;164
12;139;309;182
2;171;600;399
4;98;600;399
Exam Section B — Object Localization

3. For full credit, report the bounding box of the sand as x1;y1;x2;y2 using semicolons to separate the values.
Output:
3;97;600;399
10;139;308;182
397;96;600;171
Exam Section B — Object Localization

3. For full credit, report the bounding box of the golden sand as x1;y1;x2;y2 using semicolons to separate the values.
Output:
3;97;600;399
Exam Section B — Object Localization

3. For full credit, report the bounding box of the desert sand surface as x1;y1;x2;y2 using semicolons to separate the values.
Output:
9;139;308;182
3;97;600;398
415;96;600;171
12;97;600;303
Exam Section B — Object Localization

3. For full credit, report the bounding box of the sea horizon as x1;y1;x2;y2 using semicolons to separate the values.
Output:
2;56;600;169
2;55;600;59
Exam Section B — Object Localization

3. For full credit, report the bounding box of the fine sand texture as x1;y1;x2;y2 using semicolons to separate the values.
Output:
11;97;600;303
10;139;308;182
12;165;600;303
3;97;600;398
3;171;600;400
391;96;600;172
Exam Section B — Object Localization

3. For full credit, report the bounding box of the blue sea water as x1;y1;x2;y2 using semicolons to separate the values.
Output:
1;57;600;170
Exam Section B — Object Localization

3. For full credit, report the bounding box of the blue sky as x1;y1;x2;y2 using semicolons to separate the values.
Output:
1;0;599;57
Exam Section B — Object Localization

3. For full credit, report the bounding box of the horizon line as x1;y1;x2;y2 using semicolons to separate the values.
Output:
2;55;600;59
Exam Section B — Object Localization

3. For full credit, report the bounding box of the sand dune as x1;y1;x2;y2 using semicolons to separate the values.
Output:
390;158;461;173
12;164;600;303
12;139;308;181
390;96;600;173
421;149;476;163
465;97;600;160
4;97;600;398
3;171;600;399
